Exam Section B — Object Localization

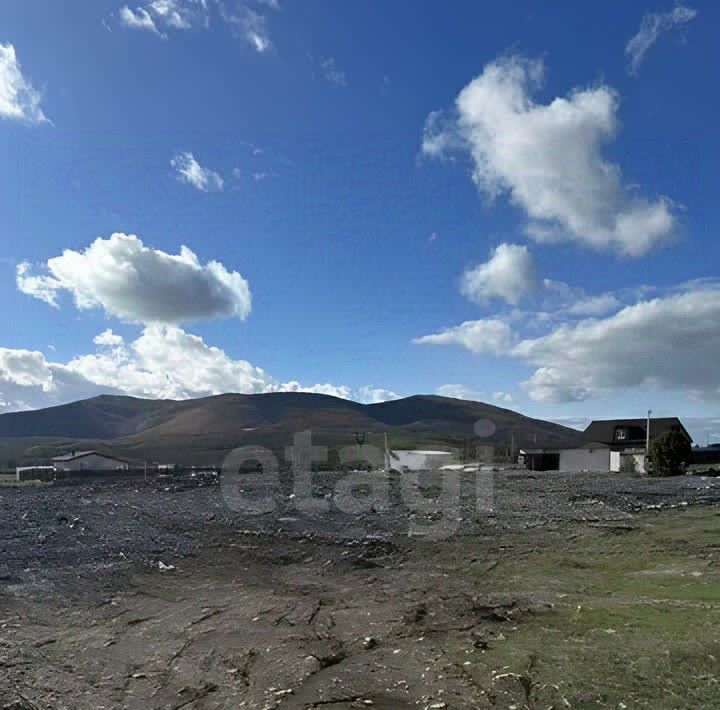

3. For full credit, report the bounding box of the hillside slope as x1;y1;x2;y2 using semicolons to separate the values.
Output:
0;393;581;466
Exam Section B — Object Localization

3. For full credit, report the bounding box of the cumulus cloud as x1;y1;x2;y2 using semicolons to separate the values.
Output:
0;347;116;412
16;233;251;325
93;329;124;347
356;386;400;404
461;243;538;306
626;5;697;75
417;282;720;404
0;328;396;413
566;293;622;317
422;56;676;256
15;262;61;307
0;43;49;124
69;325;274;400
413;319;515;356
171;152;224;192
515;285;720;402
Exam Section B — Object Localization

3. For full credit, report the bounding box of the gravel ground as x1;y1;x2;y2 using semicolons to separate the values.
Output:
3;470;719;585
1;470;720;708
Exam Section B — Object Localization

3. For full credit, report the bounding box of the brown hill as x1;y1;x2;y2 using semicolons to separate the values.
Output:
0;393;580;466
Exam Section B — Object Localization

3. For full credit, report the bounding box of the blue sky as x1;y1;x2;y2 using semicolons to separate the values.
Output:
0;1;718;440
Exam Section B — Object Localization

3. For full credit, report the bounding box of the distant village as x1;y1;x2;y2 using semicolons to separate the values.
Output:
9;416;720;483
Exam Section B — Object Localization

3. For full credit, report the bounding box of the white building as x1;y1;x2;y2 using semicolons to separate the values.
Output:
390;449;455;471
520;417;690;473
52;450;129;473
558;442;611;472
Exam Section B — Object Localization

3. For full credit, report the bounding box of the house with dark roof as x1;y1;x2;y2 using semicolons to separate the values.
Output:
583;418;691;450
519;417;692;473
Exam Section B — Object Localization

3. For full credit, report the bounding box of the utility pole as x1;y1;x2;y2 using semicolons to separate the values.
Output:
646;409;652;454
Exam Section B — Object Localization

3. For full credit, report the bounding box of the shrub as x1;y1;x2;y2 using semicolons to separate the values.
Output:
647;431;692;477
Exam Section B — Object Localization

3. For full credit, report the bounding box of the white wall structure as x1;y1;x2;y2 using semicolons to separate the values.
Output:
559;446;610;472
391;450;455;471
610;450;647;474
53;452;128;472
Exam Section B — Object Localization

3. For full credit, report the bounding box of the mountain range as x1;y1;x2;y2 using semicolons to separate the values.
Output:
0;393;580;467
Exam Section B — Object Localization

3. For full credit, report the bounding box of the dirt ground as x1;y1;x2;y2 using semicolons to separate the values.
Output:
2;470;720;709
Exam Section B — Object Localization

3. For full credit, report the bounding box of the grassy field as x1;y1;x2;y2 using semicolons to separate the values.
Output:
464;506;720;708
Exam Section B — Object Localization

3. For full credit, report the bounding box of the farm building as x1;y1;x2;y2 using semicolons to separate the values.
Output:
52;451;129;473
520;417;692;473
389;449;455;471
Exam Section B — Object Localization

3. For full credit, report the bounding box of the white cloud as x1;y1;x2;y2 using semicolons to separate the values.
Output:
147;0;196;28
626;5;697;75
93;329;124;347
413;319;515;356
319;57;347;87
0;347;116;412
356;386;400;404
416;282;720;404
566;293;621;316
0;327;396;413
119;6;160;33
69;325;274;400
493;391;513;404
514;285;720;402
435;384;484;401
220;4;272;52
118;1;276;52
17;233;251;325
0;348;53;389
0;43;49;124
15;262;61;307
461;243;537;306
422;55;676;256
171;152;224;192
119;0;209;35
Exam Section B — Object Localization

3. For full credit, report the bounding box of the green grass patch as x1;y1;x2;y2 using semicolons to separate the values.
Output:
467;507;720;707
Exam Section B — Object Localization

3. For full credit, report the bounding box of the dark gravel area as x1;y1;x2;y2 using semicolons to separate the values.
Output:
2;469;720;595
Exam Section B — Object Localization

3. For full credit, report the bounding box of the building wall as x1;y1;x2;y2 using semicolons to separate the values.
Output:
55;454;127;472
559;448;610;472
610;451;646;474
16;466;56;482
391;450;455;471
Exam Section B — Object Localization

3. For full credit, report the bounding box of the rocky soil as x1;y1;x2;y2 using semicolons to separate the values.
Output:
2;470;720;708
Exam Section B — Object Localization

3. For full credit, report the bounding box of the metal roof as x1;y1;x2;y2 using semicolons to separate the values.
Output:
51;450;127;462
